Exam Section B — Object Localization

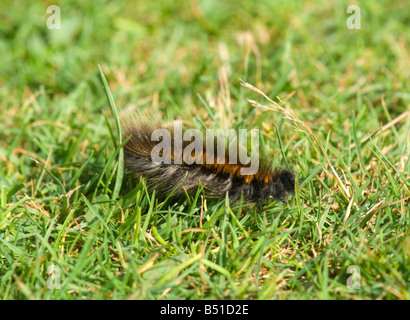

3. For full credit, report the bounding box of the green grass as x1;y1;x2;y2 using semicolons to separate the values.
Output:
0;0;409;300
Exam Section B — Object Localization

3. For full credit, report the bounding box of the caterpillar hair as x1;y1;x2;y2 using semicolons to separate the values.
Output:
121;112;295;205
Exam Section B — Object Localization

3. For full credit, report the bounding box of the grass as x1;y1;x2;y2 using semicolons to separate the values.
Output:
0;0;409;300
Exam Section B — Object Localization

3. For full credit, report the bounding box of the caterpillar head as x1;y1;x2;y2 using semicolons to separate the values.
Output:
258;169;296;204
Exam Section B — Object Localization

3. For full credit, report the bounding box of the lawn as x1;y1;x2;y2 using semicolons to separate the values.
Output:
0;0;409;300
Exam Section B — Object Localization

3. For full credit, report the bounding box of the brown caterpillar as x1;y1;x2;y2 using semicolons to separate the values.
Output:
121;113;295;205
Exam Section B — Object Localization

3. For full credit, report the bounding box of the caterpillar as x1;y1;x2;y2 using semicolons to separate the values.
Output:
121;112;295;205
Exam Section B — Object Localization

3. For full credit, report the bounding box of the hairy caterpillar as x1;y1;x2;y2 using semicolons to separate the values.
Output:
121;112;295;205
